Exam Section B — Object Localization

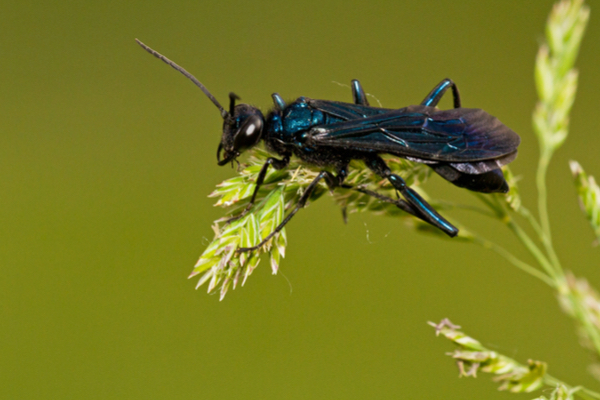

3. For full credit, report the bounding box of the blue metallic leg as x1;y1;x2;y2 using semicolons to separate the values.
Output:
420;78;461;108
351;79;370;106
366;156;458;237
238;169;344;252
341;184;420;217
225;155;291;224
272;93;286;110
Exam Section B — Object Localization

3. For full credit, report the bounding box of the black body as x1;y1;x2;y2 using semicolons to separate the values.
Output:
136;40;520;251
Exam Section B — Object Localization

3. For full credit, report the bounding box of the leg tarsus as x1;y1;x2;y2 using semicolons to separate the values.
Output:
341;207;348;224
238;169;341;252
225;155;290;224
365;156;458;237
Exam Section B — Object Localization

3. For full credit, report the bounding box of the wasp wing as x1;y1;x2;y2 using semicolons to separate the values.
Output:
308;99;392;120
307;104;520;164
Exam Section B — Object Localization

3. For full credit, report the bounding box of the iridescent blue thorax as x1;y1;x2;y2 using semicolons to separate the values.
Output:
264;96;381;164
266;98;324;146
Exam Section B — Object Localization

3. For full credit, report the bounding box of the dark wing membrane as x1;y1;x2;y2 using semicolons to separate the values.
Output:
308;105;520;162
307;99;392;120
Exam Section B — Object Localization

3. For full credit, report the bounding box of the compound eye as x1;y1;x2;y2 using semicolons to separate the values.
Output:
233;115;263;151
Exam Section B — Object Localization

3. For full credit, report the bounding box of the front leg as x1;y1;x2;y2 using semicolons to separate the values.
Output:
365;156;458;237
226;154;290;224
238;169;341;252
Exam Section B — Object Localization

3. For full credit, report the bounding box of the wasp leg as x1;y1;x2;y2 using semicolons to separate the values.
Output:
271;93;286;110
225;155;290;224
238;169;342;252
351;79;370;106
420;78;461;109
365;156;458;237
340;184;420;217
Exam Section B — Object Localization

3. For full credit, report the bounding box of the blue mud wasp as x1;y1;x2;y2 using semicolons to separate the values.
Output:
136;40;520;251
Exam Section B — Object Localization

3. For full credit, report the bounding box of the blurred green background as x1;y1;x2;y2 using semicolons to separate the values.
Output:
2;0;600;398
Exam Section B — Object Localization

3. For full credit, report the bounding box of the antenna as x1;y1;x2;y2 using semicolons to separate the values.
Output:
135;39;229;120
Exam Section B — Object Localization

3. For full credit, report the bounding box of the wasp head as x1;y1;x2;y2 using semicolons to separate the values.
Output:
134;41;265;167
217;93;265;166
